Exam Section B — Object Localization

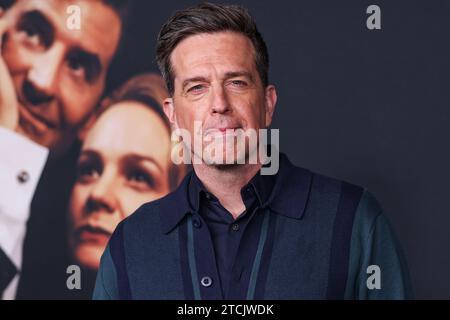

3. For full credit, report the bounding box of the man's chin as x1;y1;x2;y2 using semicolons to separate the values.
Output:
17;122;46;146
17;123;74;159
202;151;249;167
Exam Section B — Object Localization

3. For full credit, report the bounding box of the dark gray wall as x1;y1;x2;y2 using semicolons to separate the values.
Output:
119;0;450;299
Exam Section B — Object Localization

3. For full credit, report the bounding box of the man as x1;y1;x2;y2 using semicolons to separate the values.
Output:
94;3;412;299
0;0;129;299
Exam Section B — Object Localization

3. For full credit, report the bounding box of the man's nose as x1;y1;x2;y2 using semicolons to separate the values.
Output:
211;85;231;114
27;44;65;98
86;172;118;215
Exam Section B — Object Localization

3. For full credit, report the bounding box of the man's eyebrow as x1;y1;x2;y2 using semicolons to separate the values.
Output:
181;71;254;91
181;76;209;91
224;71;254;82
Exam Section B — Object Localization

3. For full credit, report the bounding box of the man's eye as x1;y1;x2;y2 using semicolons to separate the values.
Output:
68;56;87;77
20;25;44;47
16;11;54;49
231;80;247;87
187;84;206;94
23;25;37;37
66;50;99;83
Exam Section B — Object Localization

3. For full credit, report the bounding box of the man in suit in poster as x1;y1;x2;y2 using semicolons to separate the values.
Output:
0;0;130;299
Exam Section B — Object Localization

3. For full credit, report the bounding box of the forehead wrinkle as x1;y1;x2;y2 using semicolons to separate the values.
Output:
172;32;256;84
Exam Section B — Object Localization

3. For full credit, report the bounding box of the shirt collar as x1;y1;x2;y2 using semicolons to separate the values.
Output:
157;153;313;234
187;166;277;213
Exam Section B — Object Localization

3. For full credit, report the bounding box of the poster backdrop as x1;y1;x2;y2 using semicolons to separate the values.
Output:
1;0;449;299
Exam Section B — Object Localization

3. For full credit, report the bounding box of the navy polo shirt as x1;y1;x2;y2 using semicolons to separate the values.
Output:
188;170;276;299
93;153;413;300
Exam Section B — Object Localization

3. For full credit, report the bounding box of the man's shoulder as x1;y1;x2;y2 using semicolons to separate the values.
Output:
118;172;192;233
280;153;359;199
283;154;381;217
289;161;386;247
119;194;176;229
308;168;382;222
111;196;176;246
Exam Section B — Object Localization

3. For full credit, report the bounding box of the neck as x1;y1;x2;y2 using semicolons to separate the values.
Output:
193;162;261;220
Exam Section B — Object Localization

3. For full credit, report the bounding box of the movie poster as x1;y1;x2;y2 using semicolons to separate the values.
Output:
0;0;449;305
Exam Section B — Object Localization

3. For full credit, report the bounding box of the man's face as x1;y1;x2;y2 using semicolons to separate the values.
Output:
1;0;121;156
165;31;277;165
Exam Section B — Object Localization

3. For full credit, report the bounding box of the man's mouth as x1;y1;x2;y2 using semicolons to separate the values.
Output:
205;126;242;137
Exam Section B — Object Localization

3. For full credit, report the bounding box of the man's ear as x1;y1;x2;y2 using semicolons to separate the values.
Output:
264;85;277;127
163;97;179;130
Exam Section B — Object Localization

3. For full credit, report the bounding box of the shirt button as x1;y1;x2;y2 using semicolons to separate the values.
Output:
17;170;30;184
232;224;240;232
192;218;202;229
200;276;213;287
205;192;212;200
